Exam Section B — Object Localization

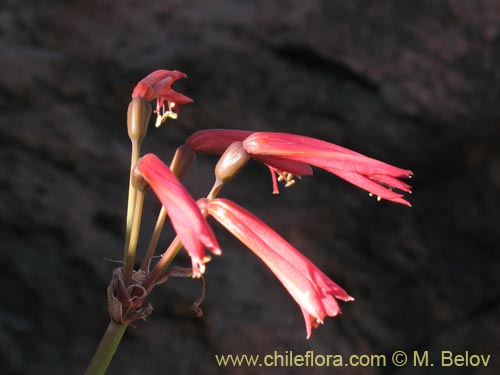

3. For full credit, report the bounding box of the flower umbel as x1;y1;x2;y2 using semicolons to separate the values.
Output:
200;198;353;338
135;153;221;277
87;67;415;374
132;69;193;127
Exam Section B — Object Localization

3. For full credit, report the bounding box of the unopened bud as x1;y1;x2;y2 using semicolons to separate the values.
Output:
170;145;196;178
127;97;152;143
215;142;250;183
131;165;149;192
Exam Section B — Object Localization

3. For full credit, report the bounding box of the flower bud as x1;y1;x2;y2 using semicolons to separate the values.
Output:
127;97;152;143
170;145;196;178
215;142;250;183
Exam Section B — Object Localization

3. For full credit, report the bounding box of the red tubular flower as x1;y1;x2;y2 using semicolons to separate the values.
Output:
242;132;413;206
132;69;193;126
135;154;221;276
200;198;353;338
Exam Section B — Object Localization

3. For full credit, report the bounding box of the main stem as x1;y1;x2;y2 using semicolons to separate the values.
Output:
85;321;128;375
123;189;145;285
122;140;141;283
86;141;142;374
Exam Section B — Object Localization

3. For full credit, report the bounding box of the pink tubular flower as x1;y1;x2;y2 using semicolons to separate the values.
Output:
135;154;221;276
186;130;412;203
132;69;193;126
200;198;353;338
242;132;413;206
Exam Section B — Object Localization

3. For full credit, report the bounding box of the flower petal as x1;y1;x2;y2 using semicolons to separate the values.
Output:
132;70;187;101
186;129;254;154
244;132;411;177
243;132;413;205
244;132;362;156
333;170;412;206
157;88;194;106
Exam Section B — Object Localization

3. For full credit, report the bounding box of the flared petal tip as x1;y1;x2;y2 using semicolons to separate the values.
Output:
389;196;412;207
211;247;222;256
336;293;355;302
200;233;222;256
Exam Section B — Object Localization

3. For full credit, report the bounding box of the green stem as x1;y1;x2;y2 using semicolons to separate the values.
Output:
143;236;183;291
140;205;167;272
85;321;128;375
123;141;141;264
123;189;145;285
207;179;224;200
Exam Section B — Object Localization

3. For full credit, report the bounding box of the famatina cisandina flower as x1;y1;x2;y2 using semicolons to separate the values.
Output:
199;198;353;338
132;69;194;126
135;153;221;276
185;129;413;205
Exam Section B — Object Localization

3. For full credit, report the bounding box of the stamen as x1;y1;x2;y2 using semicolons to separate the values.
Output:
267;166;300;193
154;101;178;127
155;115;164;127
195;263;206;277
377;196;382;202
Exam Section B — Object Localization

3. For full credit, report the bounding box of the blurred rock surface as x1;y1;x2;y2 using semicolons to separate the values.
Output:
0;1;499;374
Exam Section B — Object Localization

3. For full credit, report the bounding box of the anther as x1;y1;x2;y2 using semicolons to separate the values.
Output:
155;102;178;127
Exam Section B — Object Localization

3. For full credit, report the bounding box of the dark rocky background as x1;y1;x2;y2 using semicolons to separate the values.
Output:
1;1;499;374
